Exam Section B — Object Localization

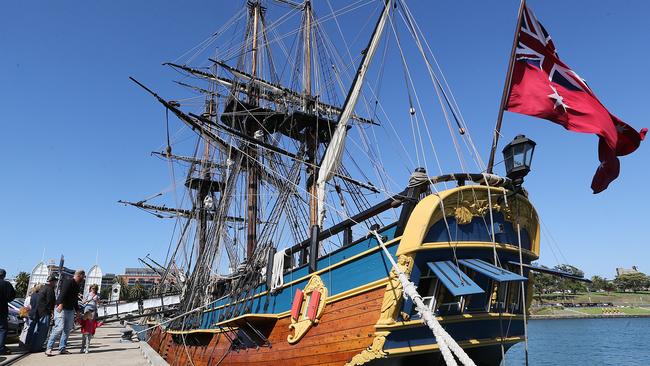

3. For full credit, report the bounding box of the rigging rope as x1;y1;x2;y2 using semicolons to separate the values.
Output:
482;175;499;266
371;231;476;366
516;221;530;366
157;0;526;339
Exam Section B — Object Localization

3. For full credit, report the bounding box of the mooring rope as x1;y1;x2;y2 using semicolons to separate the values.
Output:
371;231;476;366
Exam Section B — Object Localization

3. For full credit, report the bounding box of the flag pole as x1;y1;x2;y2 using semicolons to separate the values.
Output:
486;0;527;173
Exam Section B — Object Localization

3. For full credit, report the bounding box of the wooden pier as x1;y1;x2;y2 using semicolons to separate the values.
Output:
4;323;158;366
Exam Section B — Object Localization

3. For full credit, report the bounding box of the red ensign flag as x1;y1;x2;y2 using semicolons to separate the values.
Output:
506;5;646;193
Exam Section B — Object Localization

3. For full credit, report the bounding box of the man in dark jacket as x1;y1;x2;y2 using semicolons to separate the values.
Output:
0;268;17;355
45;269;85;356
29;275;57;352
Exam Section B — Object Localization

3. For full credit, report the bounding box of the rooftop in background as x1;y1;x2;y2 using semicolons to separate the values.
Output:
119;267;164;289
46;263;75;278
616;266;640;277
101;273;116;288
124;267;158;276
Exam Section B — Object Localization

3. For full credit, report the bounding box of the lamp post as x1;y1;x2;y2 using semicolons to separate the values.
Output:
502;134;536;189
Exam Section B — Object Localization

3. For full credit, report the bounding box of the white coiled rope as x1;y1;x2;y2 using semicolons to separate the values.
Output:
270;249;286;293
371;231;477;366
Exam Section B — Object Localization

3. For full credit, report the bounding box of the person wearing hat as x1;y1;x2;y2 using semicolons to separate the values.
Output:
29;274;57;353
0;268;16;355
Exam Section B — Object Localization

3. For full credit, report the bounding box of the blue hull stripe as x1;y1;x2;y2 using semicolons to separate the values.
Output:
200;226;398;328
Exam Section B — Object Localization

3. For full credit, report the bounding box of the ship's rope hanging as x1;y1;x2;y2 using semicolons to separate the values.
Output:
401;4;485;171
483;176;499;266
397;0;485;172
216;0;373;70
393;10;468;174
515;203;531;366
316;0;392;226
320;6;423;193
270;249;287;292
371;231;477;366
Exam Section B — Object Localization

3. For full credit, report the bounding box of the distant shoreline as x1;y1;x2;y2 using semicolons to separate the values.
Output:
530;314;650;320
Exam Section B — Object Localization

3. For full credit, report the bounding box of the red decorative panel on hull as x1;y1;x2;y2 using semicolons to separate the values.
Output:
291;288;304;321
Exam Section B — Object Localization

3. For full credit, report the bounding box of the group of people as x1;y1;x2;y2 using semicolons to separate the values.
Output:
0;268;102;357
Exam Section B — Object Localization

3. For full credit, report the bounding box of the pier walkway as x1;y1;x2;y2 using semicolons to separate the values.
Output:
6;323;153;366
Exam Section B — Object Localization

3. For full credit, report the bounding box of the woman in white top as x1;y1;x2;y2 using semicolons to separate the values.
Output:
83;284;100;316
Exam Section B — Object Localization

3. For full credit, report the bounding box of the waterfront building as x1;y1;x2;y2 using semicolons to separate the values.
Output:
118;267;161;290
102;273;116;288
46;260;75;279
616;266;640;276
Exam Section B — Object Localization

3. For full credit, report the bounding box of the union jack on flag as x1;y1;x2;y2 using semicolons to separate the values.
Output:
515;5;592;96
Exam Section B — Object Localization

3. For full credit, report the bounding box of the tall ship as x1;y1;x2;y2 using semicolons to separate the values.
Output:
121;0;643;365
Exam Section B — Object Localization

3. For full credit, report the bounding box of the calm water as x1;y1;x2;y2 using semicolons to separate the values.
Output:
504;318;650;365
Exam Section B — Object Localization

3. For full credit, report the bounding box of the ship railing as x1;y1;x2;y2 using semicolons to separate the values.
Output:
279;172;511;275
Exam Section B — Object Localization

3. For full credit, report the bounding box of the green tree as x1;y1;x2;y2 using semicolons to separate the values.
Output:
589;275;608;292
531;271;557;303
555;264;584;278
100;287;111;301
14;272;30;298
602;281;616;294
118;277;131;301
130;283;148;300
614;272;649;293
555;264;587;295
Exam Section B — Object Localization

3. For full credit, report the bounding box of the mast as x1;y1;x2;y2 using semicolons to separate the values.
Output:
246;1;262;260
302;1;312;111
303;0;319;228
197;95;216;259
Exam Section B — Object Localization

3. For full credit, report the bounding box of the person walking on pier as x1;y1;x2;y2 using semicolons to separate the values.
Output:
0;268;16;355
45;269;85;356
79;308;101;353
29;274;57;352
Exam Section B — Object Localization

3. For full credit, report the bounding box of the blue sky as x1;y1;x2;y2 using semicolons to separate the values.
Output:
1;0;647;280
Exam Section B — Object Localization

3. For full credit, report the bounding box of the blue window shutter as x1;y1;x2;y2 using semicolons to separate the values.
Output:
459;259;527;282
426;261;485;297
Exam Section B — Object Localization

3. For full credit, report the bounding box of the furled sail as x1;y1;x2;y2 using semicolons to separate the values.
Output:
316;0;391;226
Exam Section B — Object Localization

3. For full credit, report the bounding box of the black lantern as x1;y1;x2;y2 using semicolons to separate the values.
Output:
502;134;536;186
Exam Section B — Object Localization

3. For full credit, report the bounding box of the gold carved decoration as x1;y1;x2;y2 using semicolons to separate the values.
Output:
454;206;473;225
345;333;388;366
348;255;413;364
287;274;328;344
377;254;414;325
446;195;534;234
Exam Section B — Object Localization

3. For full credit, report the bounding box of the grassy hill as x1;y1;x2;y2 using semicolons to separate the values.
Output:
533;291;650;306
530;291;650;318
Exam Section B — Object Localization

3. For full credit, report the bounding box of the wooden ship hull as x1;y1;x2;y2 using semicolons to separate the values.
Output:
148;185;540;366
